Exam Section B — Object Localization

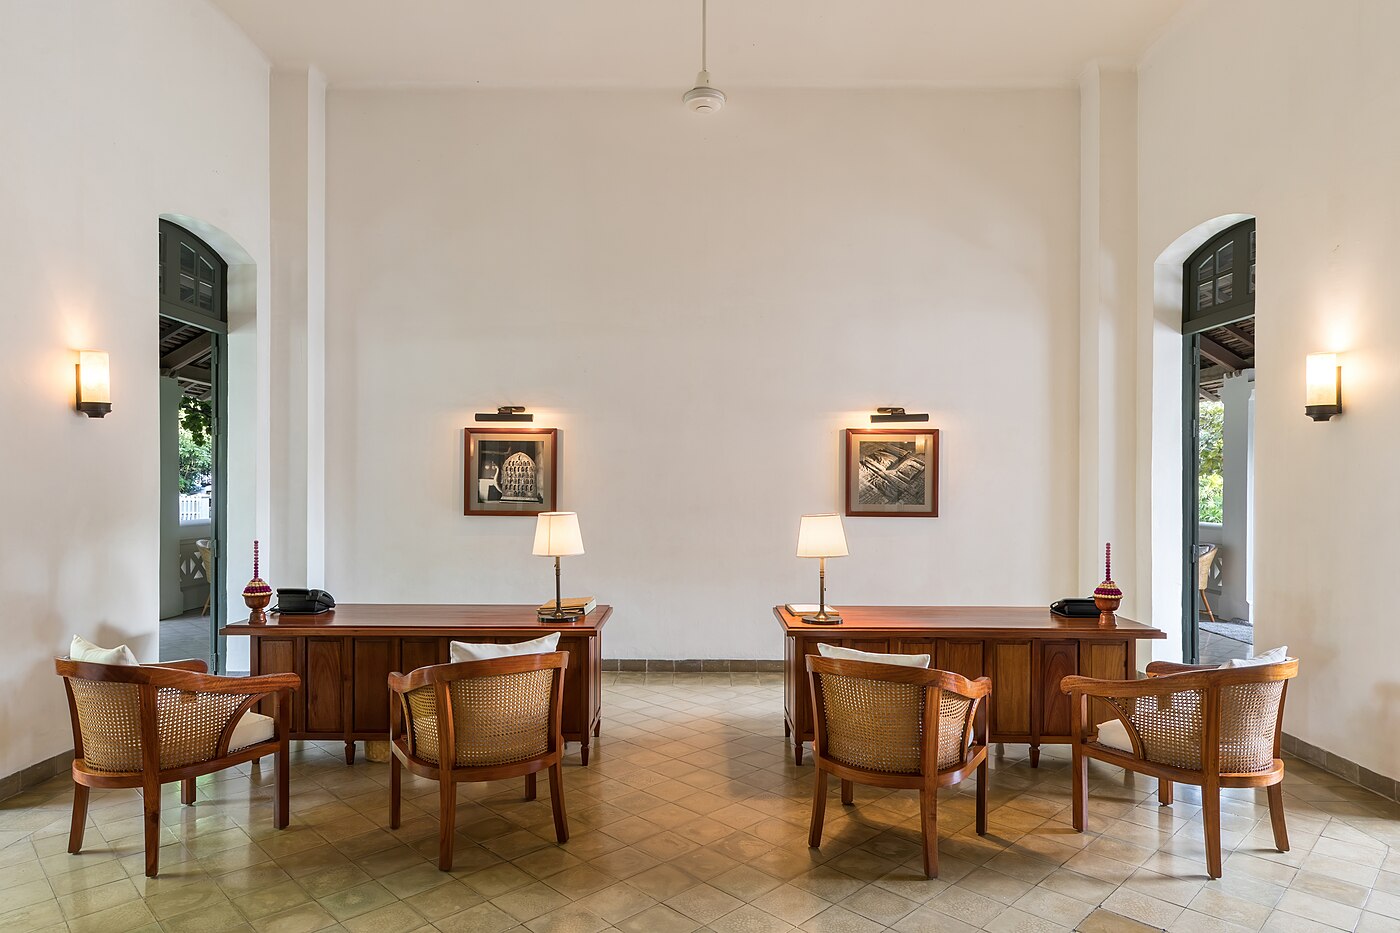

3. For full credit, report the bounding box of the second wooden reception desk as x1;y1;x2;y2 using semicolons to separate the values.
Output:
774;605;1165;766
223;604;610;764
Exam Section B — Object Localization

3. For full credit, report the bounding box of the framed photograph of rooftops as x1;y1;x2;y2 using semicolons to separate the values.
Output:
844;429;939;517
464;428;557;516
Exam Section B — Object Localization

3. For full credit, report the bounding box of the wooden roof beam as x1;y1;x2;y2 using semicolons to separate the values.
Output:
1198;336;1248;372
160;332;212;373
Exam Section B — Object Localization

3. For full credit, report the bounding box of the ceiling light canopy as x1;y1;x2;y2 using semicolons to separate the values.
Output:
683;0;725;113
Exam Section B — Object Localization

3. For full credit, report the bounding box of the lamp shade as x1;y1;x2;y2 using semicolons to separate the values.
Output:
797;514;848;558
1305;352;1339;407
532;511;584;557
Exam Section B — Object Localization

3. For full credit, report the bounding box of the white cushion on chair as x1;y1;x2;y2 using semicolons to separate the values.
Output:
70;634;138;666
449;632;559;663
1219;645;1289;669
1094;719;1135;753
816;643;930;668
228;711;275;751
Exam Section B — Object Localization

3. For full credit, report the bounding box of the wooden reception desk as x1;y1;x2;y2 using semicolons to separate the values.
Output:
223;604;610;764
774;605;1165;766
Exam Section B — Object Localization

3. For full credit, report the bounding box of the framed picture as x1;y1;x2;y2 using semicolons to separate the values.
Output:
844;429;939;517
464;428;558;516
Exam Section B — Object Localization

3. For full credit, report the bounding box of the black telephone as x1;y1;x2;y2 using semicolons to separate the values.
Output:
1050;598;1099;618
275;588;336;614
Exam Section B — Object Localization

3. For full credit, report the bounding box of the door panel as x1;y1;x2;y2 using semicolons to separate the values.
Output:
1039;641;1078;736
937;641;985;681
990;642;1032;736
305;638;343;733
352;638;395;732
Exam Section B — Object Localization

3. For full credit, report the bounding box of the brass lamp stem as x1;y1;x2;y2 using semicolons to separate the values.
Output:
818;556;827;615
555;555;562;616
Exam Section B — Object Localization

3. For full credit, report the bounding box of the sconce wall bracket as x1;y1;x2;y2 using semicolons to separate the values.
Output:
870;406;929;423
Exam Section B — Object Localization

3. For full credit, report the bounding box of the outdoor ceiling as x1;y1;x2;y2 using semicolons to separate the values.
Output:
211;0;1188;89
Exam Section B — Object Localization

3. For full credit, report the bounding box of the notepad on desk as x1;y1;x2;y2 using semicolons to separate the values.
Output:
784;603;838;615
537;596;596;616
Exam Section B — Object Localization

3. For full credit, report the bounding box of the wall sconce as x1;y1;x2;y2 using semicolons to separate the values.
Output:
475;406;533;423
1305;352;1342;421
75;350;112;418
870;406;928;423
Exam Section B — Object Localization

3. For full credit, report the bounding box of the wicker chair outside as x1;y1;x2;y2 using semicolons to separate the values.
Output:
54;657;300;877
1061;658;1298;879
388;652;569;870
805;655;991;878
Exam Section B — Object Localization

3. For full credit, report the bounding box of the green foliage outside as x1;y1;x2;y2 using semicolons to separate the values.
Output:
178;400;212;495
1198;399;1224;523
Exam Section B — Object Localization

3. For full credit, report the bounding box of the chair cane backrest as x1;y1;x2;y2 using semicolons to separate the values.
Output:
807;657;988;775
395;653;567;769
57;659;289;773
1089;660;1295;774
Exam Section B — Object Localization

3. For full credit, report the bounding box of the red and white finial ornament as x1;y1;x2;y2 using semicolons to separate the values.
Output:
1093;542;1123;625
243;539;273;623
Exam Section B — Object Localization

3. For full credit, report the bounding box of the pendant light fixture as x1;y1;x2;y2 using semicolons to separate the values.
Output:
682;0;726;113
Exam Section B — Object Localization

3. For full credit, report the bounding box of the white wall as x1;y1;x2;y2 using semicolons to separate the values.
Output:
1138;0;1400;777
325;88;1081;660
0;0;270;777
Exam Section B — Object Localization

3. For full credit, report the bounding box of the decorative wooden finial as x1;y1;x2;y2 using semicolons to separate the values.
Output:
1094;541;1123;626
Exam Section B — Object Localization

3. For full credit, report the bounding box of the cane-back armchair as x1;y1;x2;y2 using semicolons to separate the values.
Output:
388;652;570;870
805;655;991;878
55;657;300;877
1061;658;1298;878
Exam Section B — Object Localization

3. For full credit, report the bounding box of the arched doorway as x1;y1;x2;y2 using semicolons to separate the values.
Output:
1182;219;1255;663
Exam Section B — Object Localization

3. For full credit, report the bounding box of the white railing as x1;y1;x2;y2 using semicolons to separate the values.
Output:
179;493;211;523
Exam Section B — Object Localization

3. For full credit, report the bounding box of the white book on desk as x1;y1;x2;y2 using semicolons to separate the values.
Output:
785;603;838;615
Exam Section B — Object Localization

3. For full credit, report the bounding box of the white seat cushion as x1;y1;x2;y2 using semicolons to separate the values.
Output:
816;643;930;668
450;632;560;663
70;634;138;666
1219;645;1290;669
228;711;275;751
1094;718;1135;753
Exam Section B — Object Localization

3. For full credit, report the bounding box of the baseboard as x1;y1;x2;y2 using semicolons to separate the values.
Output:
603;659;784;673
0;748;74;803
1281;732;1397;802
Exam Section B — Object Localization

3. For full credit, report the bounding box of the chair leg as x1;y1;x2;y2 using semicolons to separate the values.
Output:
548;762;569;843
1267;782;1289;852
143;780;161;877
389;755;402;830
275;736;290;831
840;779;853;806
1202;782;1223;879
919;784;939;879
1201;589;1217;624
808;768;828;848
1071;744;1088;832
68;783;89;854
438;775;457;871
976;758;988;836
525;772;537;801
1159;779;1173;807
181;779;196;806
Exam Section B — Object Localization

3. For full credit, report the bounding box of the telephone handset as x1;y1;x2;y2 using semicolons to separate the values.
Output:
275;588;336;614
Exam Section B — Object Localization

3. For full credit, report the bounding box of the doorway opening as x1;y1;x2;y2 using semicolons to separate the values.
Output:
1182;219;1255;663
157;220;229;670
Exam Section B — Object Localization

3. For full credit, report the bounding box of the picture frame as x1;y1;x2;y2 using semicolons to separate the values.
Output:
464;427;558;516
844;428;939;517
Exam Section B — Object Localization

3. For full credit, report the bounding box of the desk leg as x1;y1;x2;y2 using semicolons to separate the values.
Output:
345;741;355;765
1029;744;1040;768
580;738;590;766
793;739;803;766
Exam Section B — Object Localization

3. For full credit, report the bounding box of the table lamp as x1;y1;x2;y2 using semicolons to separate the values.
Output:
533;511;585;620
797;513;848;624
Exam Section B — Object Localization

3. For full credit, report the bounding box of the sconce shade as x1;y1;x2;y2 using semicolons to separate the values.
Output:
76;350;112;418
1305;352;1342;421
532;511;585;556
797;514;848;558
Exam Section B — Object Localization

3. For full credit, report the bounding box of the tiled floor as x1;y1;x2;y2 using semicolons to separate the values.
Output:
159;611;212;667
1197;630;1251;666
3;674;1397;933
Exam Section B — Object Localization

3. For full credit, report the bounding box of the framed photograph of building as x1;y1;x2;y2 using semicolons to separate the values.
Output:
464;428;558;516
844;429;939;517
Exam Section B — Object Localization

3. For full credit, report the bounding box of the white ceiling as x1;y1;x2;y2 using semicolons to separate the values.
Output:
211;0;1189;89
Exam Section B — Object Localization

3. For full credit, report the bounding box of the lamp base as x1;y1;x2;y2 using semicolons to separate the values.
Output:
799;612;843;625
1305;404;1341;422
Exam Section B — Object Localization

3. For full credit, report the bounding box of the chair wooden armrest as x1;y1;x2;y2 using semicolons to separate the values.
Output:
146;659;210;673
1145;661;1215;677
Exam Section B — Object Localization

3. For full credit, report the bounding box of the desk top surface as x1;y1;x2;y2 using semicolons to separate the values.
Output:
222;603;612;636
773;605;1165;639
